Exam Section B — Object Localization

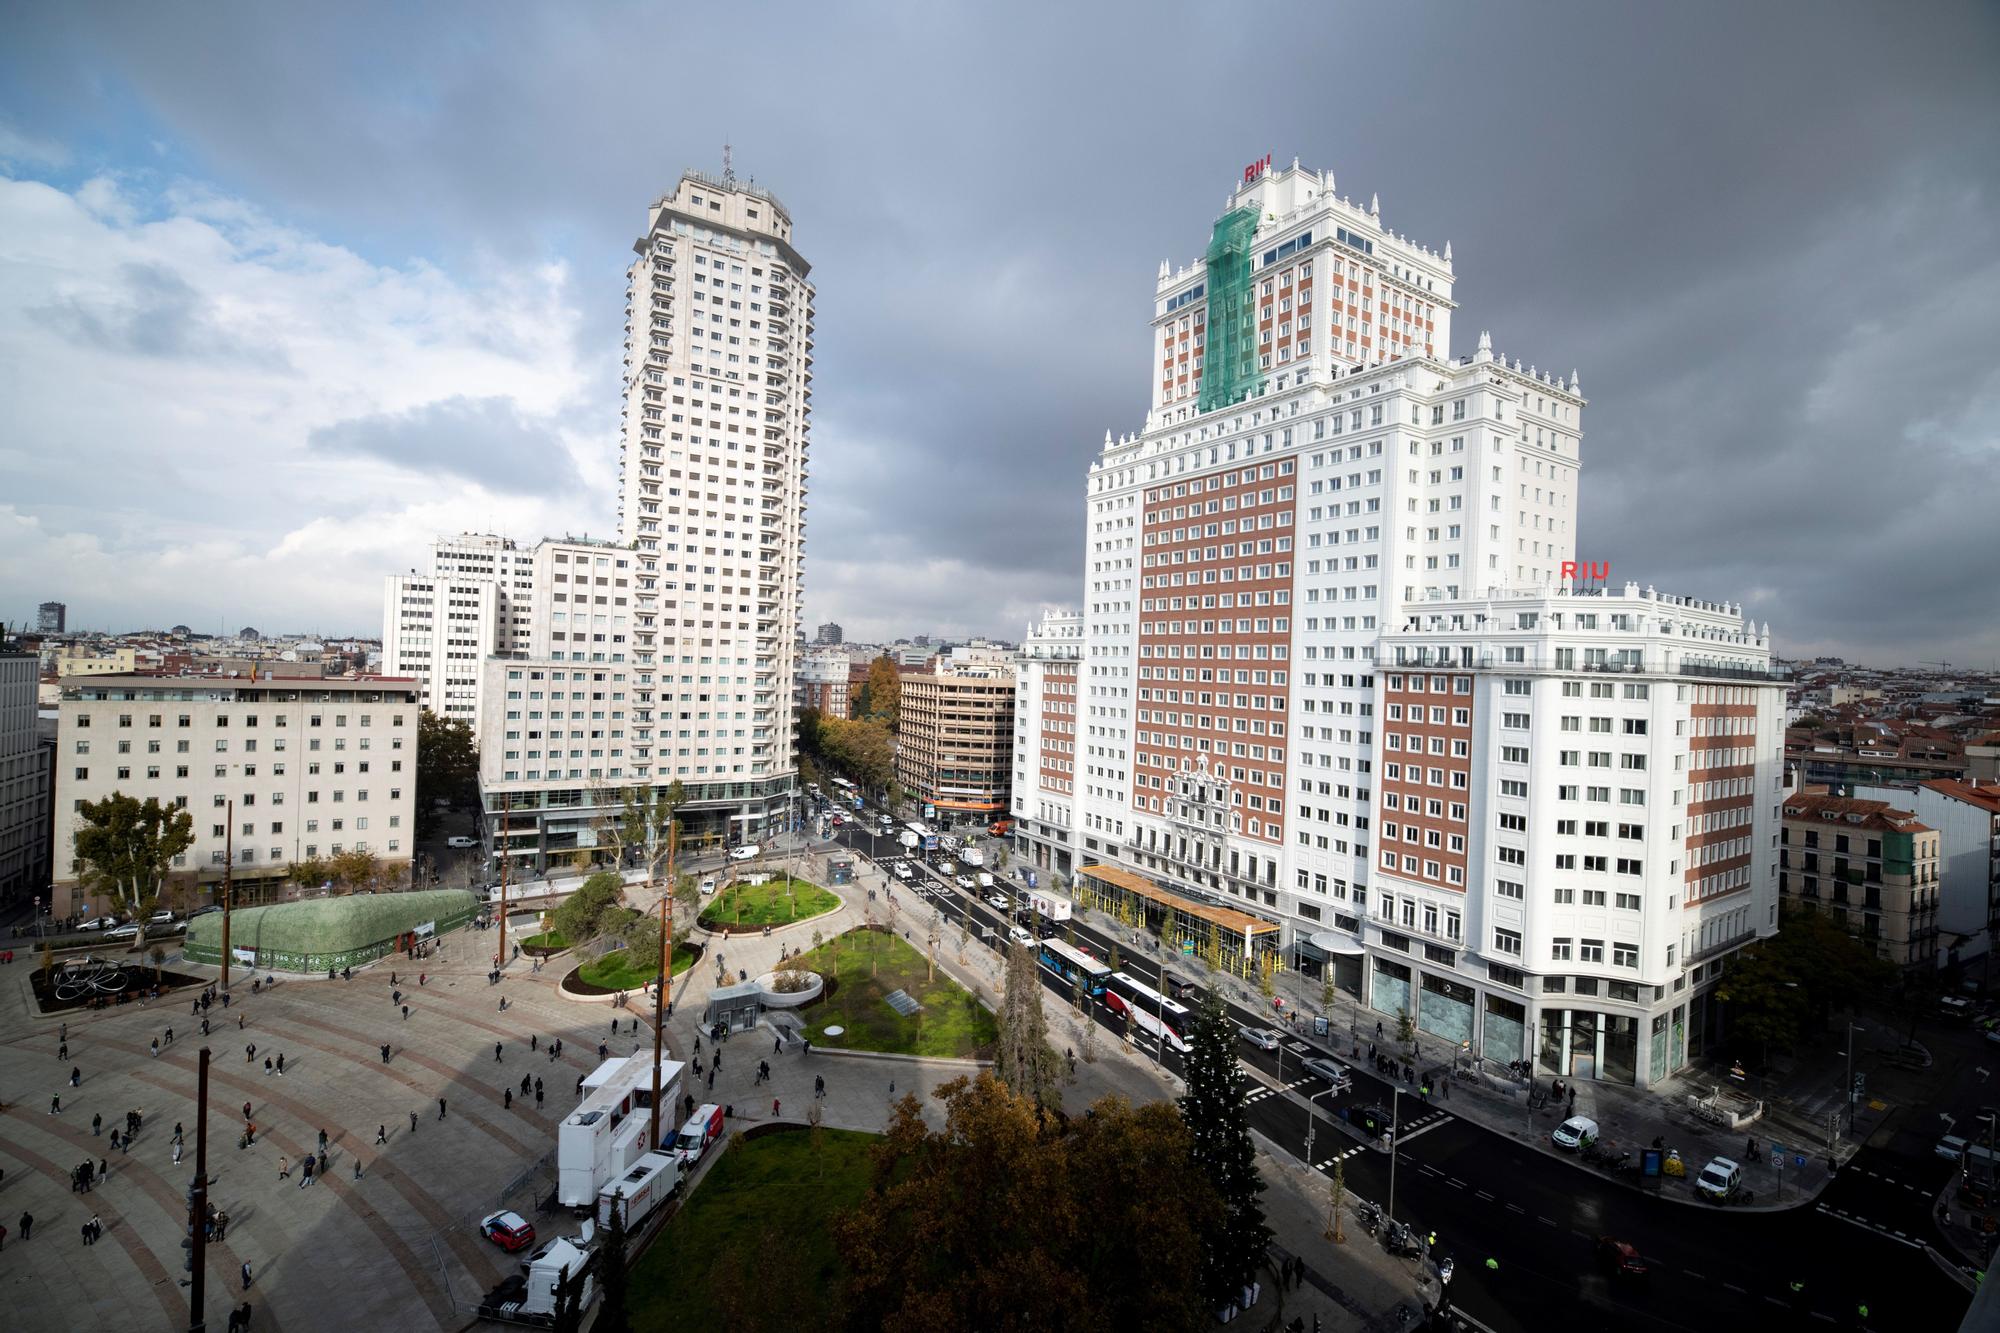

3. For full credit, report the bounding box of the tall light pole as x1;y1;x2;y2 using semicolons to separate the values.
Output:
219;801;234;993
1387;1085;1403;1227
496;793;510;975
650;822;677;1150
1844;1021;1866;1132
186;1046;211;1332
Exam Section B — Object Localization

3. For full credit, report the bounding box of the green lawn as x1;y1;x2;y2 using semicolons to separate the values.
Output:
518;931;569;951
698;875;841;929
628;1127;878;1329
577;941;699;990
792;928;997;1059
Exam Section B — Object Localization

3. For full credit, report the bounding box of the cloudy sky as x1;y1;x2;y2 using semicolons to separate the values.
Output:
3;2;1996;665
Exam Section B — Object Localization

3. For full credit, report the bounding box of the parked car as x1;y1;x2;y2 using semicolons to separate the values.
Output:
1552;1116;1599;1151
729;844;761;861
105;922;142;940
187;905;223;919
1695;1156;1743;1201
1238;1025;1283;1051
1595;1236;1647;1277
1300;1056;1353;1091
75;917;115;932
148;909;178;926
698;877;718;896
936;859;957;875
446;835;479;849
986;893;1009;910
480;1210;537;1252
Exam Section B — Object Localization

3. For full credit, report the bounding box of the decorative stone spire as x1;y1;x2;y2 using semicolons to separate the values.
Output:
1159;259;1171;280
1444;240;1453;262
1569;369;1580;392
1369;192;1380;216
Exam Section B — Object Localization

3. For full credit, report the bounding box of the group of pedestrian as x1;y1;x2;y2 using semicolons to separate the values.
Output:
68;1160;101;1194
78;1214;103;1246
1274;1253;1308;1290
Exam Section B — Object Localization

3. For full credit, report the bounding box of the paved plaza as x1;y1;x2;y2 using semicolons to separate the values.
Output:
0;846;1422;1331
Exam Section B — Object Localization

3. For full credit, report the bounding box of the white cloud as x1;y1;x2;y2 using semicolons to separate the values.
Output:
0;170;612;633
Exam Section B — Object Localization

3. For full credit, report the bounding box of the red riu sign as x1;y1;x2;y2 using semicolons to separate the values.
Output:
1243;154;1273;184
1561;561;1610;582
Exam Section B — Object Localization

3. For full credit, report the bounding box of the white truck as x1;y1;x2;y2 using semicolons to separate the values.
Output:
558;1056;684;1209
596;1149;684;1229
478;1235;595;1326
1027;890;1073;922
960;847;986;868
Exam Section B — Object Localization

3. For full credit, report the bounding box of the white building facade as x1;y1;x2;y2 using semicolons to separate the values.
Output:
51;675;421;914
1010;609;1082;877
380;533;539;722
1013;157;1785;1086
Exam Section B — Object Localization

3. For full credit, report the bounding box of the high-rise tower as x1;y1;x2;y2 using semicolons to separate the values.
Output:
617;170;811;836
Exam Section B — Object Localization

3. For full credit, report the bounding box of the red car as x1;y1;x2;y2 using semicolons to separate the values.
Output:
1596;1236;1647;1277
480;1210;536;1252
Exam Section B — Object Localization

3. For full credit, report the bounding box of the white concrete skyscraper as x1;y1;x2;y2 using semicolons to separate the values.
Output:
615;168;811;843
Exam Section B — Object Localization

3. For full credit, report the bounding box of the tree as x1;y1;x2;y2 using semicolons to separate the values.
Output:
1718;905;1895;1055
72;793;194;956
549;1261;585;1333
1178;993;1271;1314
329;848;379;892
1327;1157;1346;1243
550;871;626;946
994;942;1064;1110
856;654;903;730
1321;970;1337;1013
597;1187;631;1333
833;1075;1218;1333
288;857;331;890
415;710;479;838
1396;1008;1415;1047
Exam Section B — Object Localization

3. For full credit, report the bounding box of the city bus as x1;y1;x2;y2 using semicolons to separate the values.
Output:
1104;971;1192;1052
1036;938;1110;997
830;777;857;798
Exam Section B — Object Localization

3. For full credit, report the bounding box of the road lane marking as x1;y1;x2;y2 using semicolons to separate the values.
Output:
1686;1271;1705;1279
1724;1283;1745;1294
1537;1216;1555;1226
1475;1190;1494;1202
1506;1203;1525;1214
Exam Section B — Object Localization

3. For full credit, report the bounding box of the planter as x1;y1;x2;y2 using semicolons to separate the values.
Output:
754;970;825;1008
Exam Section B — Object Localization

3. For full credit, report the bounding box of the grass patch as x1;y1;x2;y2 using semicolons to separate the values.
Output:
698;875;841;930
793;927;997;1059
577;942;698;990
629;1127;877;1330
518;931;569;952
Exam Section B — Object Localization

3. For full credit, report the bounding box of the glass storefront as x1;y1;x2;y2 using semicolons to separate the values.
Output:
1371;959;1412;1027
1418;972;1475;1048
1483;995;1526;1066
1601;1015;1638;1085
1538;1007;1639;1085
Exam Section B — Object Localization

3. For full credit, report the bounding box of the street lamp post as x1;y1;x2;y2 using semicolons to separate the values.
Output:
1387;1085;1403;1227
1844;1021;1866;1132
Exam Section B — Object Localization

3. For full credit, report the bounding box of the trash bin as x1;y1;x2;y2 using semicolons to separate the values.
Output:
1313;1015;1329;1037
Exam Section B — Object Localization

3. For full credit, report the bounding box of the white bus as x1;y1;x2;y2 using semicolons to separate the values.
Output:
1104;971;1193;1052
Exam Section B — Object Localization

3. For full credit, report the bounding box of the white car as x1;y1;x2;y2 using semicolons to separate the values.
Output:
1008;925;1033;944
1238;1025;1283;1051
986;893;1008;910
893;863;913;881
75;917;114;933
148;909;178;926
446;835;478;849
729;844;761;861
955;875;975;890
106;922;142;940
698;877;718;896
1551;1116;1599;1151
1695;1156;1742;1201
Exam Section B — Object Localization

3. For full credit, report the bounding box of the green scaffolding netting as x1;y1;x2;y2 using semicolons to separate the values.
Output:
1198;206;1262;413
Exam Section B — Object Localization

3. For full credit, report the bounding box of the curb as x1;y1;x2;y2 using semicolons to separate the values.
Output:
803;1047;993;1069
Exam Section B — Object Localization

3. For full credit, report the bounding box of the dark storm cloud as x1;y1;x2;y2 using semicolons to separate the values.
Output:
3;1;1996;655
309;396;583;496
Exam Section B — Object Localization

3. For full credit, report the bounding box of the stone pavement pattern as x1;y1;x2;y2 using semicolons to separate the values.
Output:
0;841;1423;1331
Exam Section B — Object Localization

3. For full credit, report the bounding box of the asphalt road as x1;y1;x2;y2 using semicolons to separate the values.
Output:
827;824;1970;1333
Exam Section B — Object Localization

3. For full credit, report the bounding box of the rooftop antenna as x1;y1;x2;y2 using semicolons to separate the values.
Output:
722;140;734;182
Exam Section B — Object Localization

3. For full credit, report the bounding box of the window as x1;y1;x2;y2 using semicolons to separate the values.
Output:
1579;940;1605;964
1551;938;1573;961
1613;943;1639;969
1493;928;1522;956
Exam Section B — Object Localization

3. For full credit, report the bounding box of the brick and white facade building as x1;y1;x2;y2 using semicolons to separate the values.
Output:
1012;157;1787;1087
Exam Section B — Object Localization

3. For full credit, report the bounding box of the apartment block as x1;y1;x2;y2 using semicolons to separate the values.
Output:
798;648;852;717
1011;609;1082;876
382;574;498;722
1012;155;1787;1087
896;666;1016;822
51;675;420;915
1854;778;2000;967
0;652;53;910
1779;791;1940;968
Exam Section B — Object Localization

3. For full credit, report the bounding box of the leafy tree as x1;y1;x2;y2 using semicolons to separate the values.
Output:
1321;971;1337;1012
815;716;895;795
550;871;627;946
288;856;331;889
72;793;194;953
1718;905;1895;1054
994;942;1064;1110
1178;993;1271;1312
597;1185;631;1333
550;1261;585;1333
1396;1008;1415;1046
834;1075;1217;1333
329;848;379;891
415;710;479;837
859;655;902;730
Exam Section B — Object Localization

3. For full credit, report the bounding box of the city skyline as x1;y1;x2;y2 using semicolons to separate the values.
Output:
2;3;1997;659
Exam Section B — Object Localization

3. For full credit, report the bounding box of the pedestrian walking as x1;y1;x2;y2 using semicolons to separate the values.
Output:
495;1042;503;1063
151;1038;160;1058
242;1261;253;1291
402;1005;409;1021
92;1112;102;1137
165;1026;174;1046
531;1034;537;1051
353;1157;363;1181
300;1156;314;1189
535;1086;544;1110
381;1044;391;1064
775;1034;783;1055
375;1124;387;1144
279;1155;289;1180
438;1097;448;1120
49;1094;60;1115
18;1212;31;1241
317;1128;328;1153
505;1088;513;1110
242;1101;252;1121
246;1043;257;1063
276;1053;285;1076
409;1111;418;1133
264;1057;272;1075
